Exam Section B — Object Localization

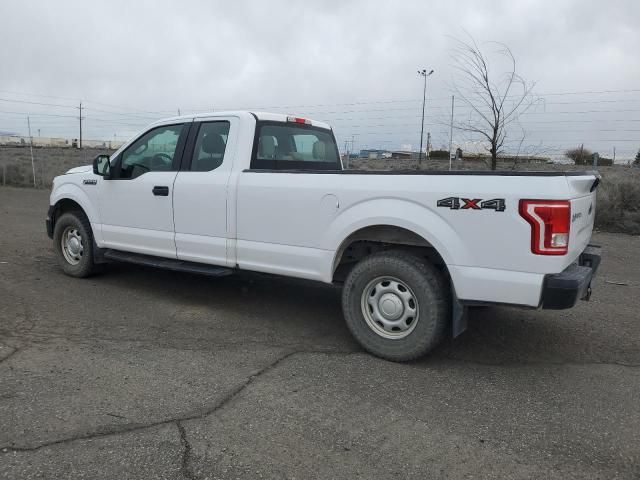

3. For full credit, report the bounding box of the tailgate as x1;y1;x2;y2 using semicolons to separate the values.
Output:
566;173;600;262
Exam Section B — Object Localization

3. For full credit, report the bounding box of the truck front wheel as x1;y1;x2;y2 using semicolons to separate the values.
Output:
53;211;100;278
342;250;449;362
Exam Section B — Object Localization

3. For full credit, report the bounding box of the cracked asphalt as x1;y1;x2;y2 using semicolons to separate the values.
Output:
0;186;639;479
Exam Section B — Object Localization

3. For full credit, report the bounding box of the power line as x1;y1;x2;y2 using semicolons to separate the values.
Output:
3;86;640;113
2;88;639;155
0;97;78;109
0;89;81;102
0;90;172;115
0;110;81;118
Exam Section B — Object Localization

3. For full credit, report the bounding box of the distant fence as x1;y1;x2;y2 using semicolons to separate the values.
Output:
0;135;125;150
0;145;116;188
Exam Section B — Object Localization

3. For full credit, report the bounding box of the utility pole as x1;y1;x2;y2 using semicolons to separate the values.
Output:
613;146;616;163
577;143;584;164
38;128;41;137
426;132;431;161
417;68;434;167
178;108;181;116
448;95;454;171
27;116;36;187
78;101;83;149
344;140;350;169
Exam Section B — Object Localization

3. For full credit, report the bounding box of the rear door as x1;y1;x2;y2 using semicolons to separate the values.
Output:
98;122;190;258
236;120;342;279
172;117;238;266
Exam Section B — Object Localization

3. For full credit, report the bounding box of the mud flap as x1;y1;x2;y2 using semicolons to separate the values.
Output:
452;288;468;338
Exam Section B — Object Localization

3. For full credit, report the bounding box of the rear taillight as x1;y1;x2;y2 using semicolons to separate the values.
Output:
519;200;570;255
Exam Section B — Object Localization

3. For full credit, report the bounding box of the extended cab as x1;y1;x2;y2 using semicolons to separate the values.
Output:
46;111;601;361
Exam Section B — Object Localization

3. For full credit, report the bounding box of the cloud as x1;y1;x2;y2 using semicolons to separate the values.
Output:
1;0;638;156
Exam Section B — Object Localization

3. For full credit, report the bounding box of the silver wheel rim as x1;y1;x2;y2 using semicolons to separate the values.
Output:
61;226;84;266
361;276;419;339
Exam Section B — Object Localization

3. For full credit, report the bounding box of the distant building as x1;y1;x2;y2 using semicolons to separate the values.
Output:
390;151;413;159
356;149;415;160
359;149;389;159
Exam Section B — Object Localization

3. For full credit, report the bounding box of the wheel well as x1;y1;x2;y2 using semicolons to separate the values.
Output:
332;225;447;283
51;198;105;263
52;199;86;226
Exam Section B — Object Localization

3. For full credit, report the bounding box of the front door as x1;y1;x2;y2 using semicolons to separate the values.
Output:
98;122;190;258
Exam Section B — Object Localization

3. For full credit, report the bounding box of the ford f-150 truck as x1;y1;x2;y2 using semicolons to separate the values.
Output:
46;111;601;361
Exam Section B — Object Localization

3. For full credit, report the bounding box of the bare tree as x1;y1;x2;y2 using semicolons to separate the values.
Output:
451;34;537;170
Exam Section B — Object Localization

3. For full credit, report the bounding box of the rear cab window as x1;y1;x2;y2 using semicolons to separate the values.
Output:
250;121;341;170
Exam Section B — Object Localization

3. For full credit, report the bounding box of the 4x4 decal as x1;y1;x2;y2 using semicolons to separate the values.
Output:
437;197;506;212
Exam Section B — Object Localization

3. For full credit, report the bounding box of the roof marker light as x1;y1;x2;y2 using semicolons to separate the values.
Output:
287;116;311;125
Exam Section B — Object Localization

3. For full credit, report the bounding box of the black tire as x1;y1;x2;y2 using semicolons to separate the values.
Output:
342;250;450;362
53;211;101;278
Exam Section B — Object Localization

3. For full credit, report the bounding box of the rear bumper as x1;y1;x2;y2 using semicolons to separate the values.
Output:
540;245;601;309
46;205;55;239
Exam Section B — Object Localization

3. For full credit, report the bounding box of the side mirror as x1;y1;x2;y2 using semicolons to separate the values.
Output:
93;154;111;178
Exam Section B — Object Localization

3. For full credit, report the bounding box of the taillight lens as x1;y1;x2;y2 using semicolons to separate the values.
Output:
519;200;570;255
287;116;311;125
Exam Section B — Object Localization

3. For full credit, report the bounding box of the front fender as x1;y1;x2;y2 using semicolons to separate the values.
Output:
50;182;100;224
323;198;470;272
49;181;103;246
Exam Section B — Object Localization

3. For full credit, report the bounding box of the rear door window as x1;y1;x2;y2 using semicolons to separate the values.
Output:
190;121;231;172
251;122;341;170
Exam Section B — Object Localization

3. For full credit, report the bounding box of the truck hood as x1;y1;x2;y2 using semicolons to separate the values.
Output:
65;165;92;175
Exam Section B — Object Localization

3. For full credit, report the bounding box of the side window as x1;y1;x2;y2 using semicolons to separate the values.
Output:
190;121;231;172
252;123;340;170
119;124;185;179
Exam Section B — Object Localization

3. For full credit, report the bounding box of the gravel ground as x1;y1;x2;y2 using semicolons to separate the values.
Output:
0;186;639;479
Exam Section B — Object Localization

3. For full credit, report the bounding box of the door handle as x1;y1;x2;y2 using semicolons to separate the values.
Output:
152;186;169;196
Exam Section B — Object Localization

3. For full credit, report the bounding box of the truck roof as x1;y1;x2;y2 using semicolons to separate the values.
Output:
156;111;332;130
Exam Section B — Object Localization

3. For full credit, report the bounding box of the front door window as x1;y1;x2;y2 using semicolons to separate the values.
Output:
118;124;185;179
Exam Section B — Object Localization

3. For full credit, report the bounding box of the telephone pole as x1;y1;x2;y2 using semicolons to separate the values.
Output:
27;116;36;187
448;95;455;171
343;140;350;169
78;101;83;149
417;68;434;167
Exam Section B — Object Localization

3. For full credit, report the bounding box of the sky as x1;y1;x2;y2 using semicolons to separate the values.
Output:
1;0;639;160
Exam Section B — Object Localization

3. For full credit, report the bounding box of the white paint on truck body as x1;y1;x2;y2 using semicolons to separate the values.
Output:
49;111;598;308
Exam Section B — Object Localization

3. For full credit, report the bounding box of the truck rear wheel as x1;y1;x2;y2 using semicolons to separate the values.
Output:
342;250;449;362
53;211;100;278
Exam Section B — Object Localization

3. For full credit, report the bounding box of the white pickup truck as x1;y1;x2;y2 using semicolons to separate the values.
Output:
46;111;601;361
